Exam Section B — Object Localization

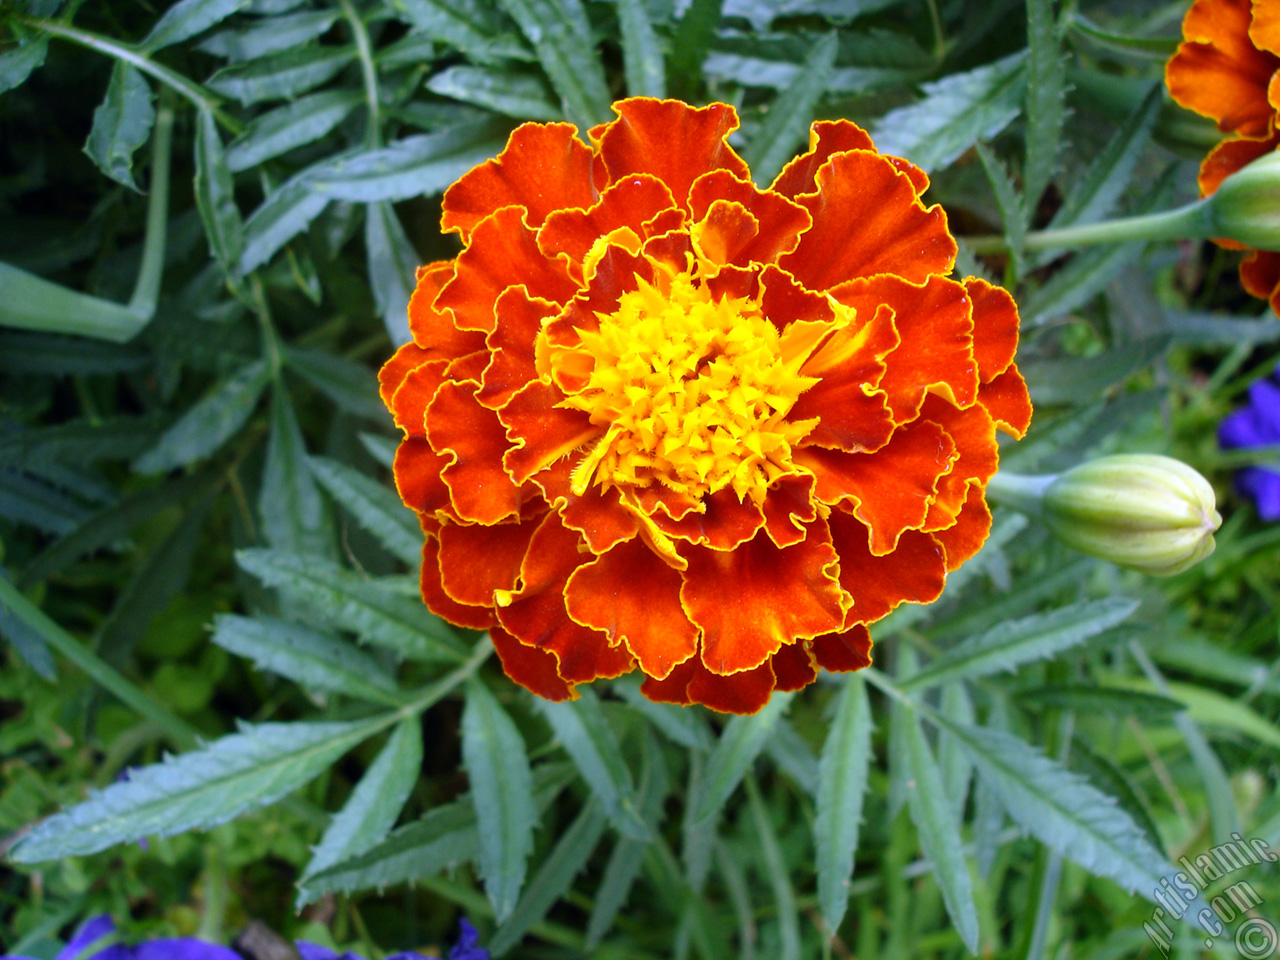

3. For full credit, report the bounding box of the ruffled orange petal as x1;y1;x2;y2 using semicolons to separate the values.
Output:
761;473;818;548
596;99;750;210
478;287;558;410
833;274;977;422
770;119;876;198
437;207;579;334
496;516;634;682
438;516;541;607
565;537;699;680
491;624;576;702
1252;0;1280;57
682;523;847;675
793;303;898;453
827;510;946;625
810;624;873;673
538;173;678;265
771;641;818;692
500;379;603;484
978;366;1033;439
931;483;992;572
964;277;1020;383
1242;248;1280;298
690;200;761;268
390;359;448;436
442;122;597;239
394;438;453;515
780;150;956;290
758;263;837;337
1198;134;1278;195
647;486;766;551
639;656;698;705
689;171;812;265
1167;0;1279;137
920;395;998;529
426;380;522;524
380;342;433;411
421;535;496;629
408;262;486;359
797;418;958;555
686;656;777;714
532;455;640;553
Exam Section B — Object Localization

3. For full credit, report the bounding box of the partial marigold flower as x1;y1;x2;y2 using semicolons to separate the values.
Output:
380;98;1032;714
1166;0;1280;311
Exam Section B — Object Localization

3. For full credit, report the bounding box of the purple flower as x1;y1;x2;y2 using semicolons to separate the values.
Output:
2;916;239;960
297;918;488;960
1219;367;1280;521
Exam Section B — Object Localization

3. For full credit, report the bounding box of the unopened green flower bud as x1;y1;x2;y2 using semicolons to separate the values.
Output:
1205;151;1280;251
1040;454;1222;576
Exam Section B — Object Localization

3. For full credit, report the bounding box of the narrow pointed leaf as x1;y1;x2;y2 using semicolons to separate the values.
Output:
194;106;244;275
85;62;156;191
614;0;665;97
308;455;421;566
1023;0;1067;208
693;691;793;822
211;614;401;705
225;90;360;172
463;678;536;921
260;382;333;557
0;39;49;94
237;167;333;274
141;0;250;51
390;0;535;65
282;345;384;420
365;201;419;344
744;32;836;185
11;716;387;862
200;10;339;61
815;675;872;931
207;47;356;105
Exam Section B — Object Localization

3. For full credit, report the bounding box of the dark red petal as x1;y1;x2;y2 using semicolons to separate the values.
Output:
1198;134;1277;197
920;394;998;530
478;287;559;410
426;380;522;524
532;455;641;553
771;641;818;692
390;359;449;437
682;524;847;676
490;624;577;702
761;473;819;548
438;515;541;607
420;535;495;629
810;624;873;673
826;509;946;625
436;207;579;334
380;341;433;412
686;656;778;714
408;261;486;359
499;379;603;485
639;656;697;705
597;99;750;210
565;537;699;680
931;483;992;572
441;122;597;239
648;486;766;551
538;173;679;265
394;437;453;515
780;150;957;290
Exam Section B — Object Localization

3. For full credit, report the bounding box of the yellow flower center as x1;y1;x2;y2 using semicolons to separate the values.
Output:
558;272;820;505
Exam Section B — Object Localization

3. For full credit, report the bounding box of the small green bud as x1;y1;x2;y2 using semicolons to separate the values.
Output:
1042;454;1221;577
1206;151;1280;251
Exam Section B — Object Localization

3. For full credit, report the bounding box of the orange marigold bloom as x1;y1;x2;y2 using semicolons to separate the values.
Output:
379;98;1032;714
1167;0;1280;310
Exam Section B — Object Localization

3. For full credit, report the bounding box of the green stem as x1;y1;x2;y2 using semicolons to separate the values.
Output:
126;100;174;318
338;0;381;149
962;199;1213;255
0;576;200;749
18;17;242;134
397;634;494;719
984;471;1057;514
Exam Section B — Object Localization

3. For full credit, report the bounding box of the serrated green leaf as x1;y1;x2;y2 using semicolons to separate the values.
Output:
536;690;650;839
201;9;339;60
585;732;670;948
0;573;57;680
693;691;792;822
1126;679;1280;751
815;674;872;932
226;89;360;172
426;64;561;121
496;0;613;132
84;62;155;192
132;360;269;475
237;166;334;274
613;676;714;751
309;455;421;566
668;0;723;98
614;0;665;97
870;52;1026;173
297;763;573;901
0;260;149;342
1023;0;1067;208
939;681;975;818
765;719;819;796
0;469;91;536
308;120;512;202
1020;337;1171;405
930;716;1174;896
390;0;535;64
194;107;244;275
743;32;836;186
260;382;333;557
300;718;422;892
463;678;536;921
489;798;609;955
207;46;356;105
141;0;251;51
212;614;401;705
902;598;1138;692
236;547;465;662
975;141;1026;278
11;716;387;862
0;38;49;94
1017;685;1184;721
1068;739;1166;856
365;201;419;344
745;777;800;960
359;432;399;469
905;713;980;953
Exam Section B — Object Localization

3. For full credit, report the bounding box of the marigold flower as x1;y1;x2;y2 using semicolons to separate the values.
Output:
1166;0;1280;310
380;98;1032;714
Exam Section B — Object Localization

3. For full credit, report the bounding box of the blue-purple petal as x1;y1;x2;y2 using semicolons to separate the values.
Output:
446;918;488;960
